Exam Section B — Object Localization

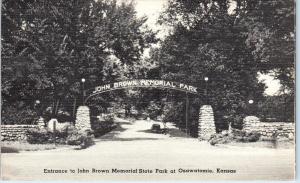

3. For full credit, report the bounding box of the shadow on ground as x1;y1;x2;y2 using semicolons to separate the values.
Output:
99;137;160;141
137;129;157;133
1;146;19;153
137;127;192;138
94;123;130;142
167;128;192;138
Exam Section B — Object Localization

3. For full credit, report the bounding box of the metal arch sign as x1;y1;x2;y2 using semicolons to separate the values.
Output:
84;79;199;103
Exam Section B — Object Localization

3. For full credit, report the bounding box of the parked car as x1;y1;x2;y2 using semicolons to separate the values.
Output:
151;124;168;134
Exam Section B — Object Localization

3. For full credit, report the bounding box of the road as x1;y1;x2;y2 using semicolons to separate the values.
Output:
1;118;295;181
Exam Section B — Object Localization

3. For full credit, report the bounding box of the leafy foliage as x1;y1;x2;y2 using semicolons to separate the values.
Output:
26;128;55;144
1;0;157;124
209;130;261;145
91;116;117;138
66;129;95;149
239;0;295;92
1;102;38;125
154;0;268;130
257;95;294;122
27;126;95;149
144;0;295;131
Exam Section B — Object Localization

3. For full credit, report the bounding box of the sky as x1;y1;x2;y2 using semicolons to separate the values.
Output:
132;0;281;96
134;0;168;39
135;0;167;24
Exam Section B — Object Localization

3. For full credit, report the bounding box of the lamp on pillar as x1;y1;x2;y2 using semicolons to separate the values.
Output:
204;77;209;104
81;78;86;105
35;100;41;115
35;100;45;128
35;100;40;105
248;99;254;115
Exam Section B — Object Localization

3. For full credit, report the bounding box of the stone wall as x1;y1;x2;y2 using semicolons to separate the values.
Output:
1;125;38;141
243;116;294;139
75;106;91;130
198;105;216;140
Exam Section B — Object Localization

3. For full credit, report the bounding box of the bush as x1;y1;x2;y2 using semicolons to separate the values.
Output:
27;127;73;144
91;119;117;138
231;129;261;142
209;133;233;145
27;126;95;149
66;129;95;149
208;129;261;145
146;101;162;119
103;114;115;122
244;132;261;142
26;128;54;144
43;107;74;123
56;110;73;122
136;110;148;119
2;105;38;125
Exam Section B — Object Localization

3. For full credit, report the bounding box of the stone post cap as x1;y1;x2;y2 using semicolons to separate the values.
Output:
243;116;260;122
77;106;90;110
200;105;213;109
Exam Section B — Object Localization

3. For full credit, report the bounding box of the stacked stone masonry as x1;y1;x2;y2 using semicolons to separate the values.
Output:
243;116;295;139
198;105;216;140
1;125;38;141
75;106;91;130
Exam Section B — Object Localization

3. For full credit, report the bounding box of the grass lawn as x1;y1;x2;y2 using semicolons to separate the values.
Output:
1;141;66;153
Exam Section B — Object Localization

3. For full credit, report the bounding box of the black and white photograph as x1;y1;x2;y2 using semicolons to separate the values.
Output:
0;0;295;181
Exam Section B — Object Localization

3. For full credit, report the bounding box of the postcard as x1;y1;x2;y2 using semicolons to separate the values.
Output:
1;0;295;181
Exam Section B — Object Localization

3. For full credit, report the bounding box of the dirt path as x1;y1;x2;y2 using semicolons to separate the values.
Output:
1;119;295;181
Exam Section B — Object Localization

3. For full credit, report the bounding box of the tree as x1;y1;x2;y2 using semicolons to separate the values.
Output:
1;0;157;123
236;0;295;93
155;0;267;130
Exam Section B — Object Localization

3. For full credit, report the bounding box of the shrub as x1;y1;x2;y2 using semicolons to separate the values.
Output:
231;130;261;142
91;120;117;138
91;116;117;137
66;129;95;149
136;110;148;120
26;128;54;144
2;105;38;125
56;110;73;122
209;133;233;145
146;101;162;119
208;129;261;145
103;114;115;122
27;126;95;149
43;107;74;123
243;132;261;142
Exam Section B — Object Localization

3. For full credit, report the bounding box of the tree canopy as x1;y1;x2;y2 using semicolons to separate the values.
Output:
148;0;294;129
1;0;294;128
1;0;157;123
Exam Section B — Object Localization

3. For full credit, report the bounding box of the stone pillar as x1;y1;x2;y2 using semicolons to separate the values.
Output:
198;105;216;140
242;116;260;133
75;106;91;130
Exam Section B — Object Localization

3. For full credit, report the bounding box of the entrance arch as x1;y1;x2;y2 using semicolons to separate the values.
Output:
76;79;216;140
84;79;199;104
